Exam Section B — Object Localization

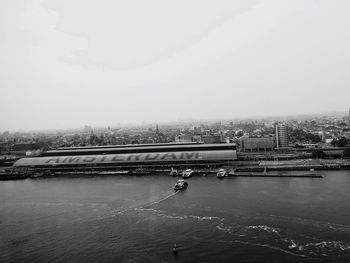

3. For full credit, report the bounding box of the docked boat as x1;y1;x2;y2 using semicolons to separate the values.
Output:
182;169;194;178
29;172;44;178
230;171;322;178
0;173;28;180
128;168;152;175
170;168;179;176
217;168;227;179
98;171;129;175
174;179;188;191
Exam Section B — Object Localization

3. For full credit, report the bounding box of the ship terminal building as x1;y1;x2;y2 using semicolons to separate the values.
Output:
13;143;237;173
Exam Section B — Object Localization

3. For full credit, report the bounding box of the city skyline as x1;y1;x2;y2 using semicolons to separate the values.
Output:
0;109;349;133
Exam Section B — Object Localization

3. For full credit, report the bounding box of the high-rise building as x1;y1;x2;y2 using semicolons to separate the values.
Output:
275;123;288;149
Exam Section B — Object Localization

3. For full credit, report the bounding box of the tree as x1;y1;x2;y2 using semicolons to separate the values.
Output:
312;149;325;158
343;147;350;157
332;137;349;147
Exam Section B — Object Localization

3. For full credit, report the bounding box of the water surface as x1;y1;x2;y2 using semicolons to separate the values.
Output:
1;171;350;262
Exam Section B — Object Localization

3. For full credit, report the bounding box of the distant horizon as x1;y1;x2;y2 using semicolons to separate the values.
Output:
1;110;348;133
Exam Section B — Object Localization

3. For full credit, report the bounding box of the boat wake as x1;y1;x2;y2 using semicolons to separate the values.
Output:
134;207;223;222
131;205;350;260
235;224;350;260
264;213;350;233
111;189;177;216
246;224;280;234
146;190;178;206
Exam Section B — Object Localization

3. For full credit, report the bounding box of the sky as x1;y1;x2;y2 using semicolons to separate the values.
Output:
1;0;349;131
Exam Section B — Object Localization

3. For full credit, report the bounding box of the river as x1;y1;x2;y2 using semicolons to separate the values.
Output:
1;171;350;262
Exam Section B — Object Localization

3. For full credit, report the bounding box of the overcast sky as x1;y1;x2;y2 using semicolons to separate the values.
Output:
1;0;349;131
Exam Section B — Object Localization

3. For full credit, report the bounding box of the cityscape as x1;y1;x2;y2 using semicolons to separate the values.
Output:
1;111;350;161
2;1;350;262
2;111;350;263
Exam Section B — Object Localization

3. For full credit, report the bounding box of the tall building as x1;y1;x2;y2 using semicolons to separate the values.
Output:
275;123;288;149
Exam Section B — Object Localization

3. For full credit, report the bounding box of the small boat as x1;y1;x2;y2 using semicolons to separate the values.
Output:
174;179;188;191
217;168;227;179
170;168;179;176
128;168;152;176
182;169;194;178
98;171;129;175
29;172;44;178
172;243;178;255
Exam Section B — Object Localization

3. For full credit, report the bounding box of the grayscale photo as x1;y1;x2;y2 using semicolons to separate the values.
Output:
1;0;350;262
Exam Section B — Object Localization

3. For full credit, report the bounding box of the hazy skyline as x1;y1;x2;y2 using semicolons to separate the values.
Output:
1;0;349;131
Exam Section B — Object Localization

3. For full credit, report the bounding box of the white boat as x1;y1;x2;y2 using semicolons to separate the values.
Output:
174;179;188;191
217;168;227;179
98;171;129;175
182;169;194;178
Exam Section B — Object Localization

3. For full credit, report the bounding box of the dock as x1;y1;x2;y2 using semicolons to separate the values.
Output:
227;172;322;178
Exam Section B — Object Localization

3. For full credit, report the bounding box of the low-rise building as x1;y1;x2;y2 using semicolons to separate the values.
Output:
175;134;192;143
239;136;274;152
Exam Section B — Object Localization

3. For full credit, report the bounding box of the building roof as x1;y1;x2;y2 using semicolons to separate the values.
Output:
13;150;237;167
55;142;202;151
43;143;237;156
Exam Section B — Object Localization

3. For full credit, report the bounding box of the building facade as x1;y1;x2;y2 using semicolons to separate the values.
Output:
239;136;274;152
275;123;288;148
13;143;238;170
175;134;193;143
